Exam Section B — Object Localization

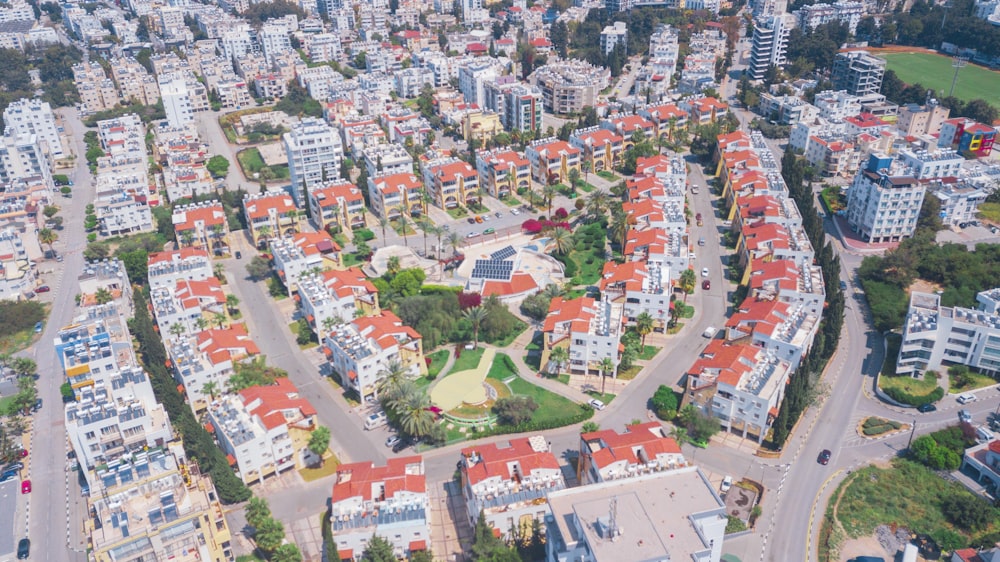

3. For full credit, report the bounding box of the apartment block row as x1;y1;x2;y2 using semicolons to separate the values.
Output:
93;114;156;236
333;423;727;561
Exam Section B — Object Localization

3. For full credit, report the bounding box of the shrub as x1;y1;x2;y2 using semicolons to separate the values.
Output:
522;219;543;233
355;228;375;242
553;208;568;219
726;516;747;534
650;385;679;420
493;396;538;426
882;383;944;406
0;301;45;338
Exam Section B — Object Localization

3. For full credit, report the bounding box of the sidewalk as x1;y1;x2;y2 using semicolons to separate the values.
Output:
500;328;591;404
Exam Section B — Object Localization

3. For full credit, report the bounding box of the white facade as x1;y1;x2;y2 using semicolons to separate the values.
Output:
846;155;927;243
363;143;414;178
147;248;214;291
207;393;295;484
897;290;1000;378
0;132;51;185
2;98;64;159
600;22;628;56
283;117;344;206
896;149;964;179
159;73;194;129
322;312;424;401
931;180;987;227
747;15;791;81
259;23;292;65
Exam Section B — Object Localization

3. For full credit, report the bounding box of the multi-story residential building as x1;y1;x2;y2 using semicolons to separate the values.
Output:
172;201;229;254
529;60;610;115
846;154;927;243
394;67;436;99
545;467;727;562
307;32;343;62
0;131;51;185
270;231;344;293
803;136;860;178
598;260;671;330
570;127;624;173
459;437;565;536
85;442;235;562
685;338;794;443
109;57;161;107
259;22;292;65
300;266;380;329
578;422;685;484
795;0;864;33
929;179;987;227
284;117;345;207
422;158;480;210
148;248;214;292
458;60;500;107
169;324;260;413
97;195;155;236
476;149;531;199
725;296;820;371
330;457;430;560
939;118;997;158
896;148;964;179
308;180;367;233
747;14;791;80
150;276;226;345
897;102;950;137
2;97;64;159
602;114;657;145
368;172;425;220
208;378;317;484
482;79;543;134
624;227;690;277
73;61;119;113
757;93;818;126
243;190;302;249
831;51;886;96
364;143;414;178
540;296;623;377
812;90;863;122
462;110;503;144
600;22;628;56
747;257;825;316
323;310;424;400
896;290;1000;378
159;73;195;129
526;138;581;185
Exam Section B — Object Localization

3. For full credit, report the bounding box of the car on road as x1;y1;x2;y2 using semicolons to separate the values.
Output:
839;280;847;290
917;403;937;413
466;231;480;238
21;479;30;494
17;538;29;560
235;251;242;259
510;208;520;216
721;475;733;493
475;216;483;223
57;254;63;262
484;227;495;235
702;326;717;338
467;217;476;224
32;398;41;412
588;399;606;411
701;267;709;277
818;449;831;465
495;211;502;218
34;321;43;333
702;279;711;290
442;224;450;230
36;285;50;293
5;462;23;472
959;409;973;423
957;393;977;404
698;237;705;246
385;435;401;448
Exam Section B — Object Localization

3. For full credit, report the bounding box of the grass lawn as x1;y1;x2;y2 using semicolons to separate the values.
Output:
948;370;997;393
0;395;16;414
879;51;1000;107
488;321;527;347
236;148;266;174
501;197;522;207
299;455;341;482
557;374;570;384
342;252;364;267
487;353;519;381
617;365;642;380
638;345;661;360
597;170;617;181
578;182;597;193
563;242;606;285
525;332;542;352
585;391;616;404
977;202;1000;224
820;185;847;214
507;375;587;426
392;221;416;236
879;372;939;396
427;349;450;379
0;328;38;355
835;458;996;543
676;302;695;319
523;352;540;372
288;322;319;349
447;207;469;219
667;322;685;335
450;347;485;373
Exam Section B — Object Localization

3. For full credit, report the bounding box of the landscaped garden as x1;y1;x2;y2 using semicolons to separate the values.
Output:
236;147;289;182
946;365;996;394
552;219;607;286
859;416;903;437
878;333;945;406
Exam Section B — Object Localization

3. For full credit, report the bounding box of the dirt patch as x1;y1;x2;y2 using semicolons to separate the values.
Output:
837;534;887;562
907;279;943;296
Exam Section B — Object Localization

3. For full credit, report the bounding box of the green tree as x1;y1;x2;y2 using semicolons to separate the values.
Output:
271;544;303;562
679;268;697;303
463;306;488;348
296;317;313;345
548;345;569;374
635;312;655;347
598;356;615;394
206;155;230;178
246;256;271;281
650;385;678;420
246;497;272;529
201;381;220;401
361;535;396;562
396;391;435;438
550;227;572;255
308;426;331;466
581;421;600;433
492;396;538;426
12;357;36;376
253;516;285;556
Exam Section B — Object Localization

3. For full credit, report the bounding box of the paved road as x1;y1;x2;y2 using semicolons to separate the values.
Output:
20;108;93;562
193;110;255;194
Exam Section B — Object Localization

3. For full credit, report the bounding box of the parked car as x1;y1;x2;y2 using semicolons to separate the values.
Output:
957;393;977;404
588;399;606;411
917;403;937;413
817;449;831;465
20;479;30;494
467;218;476;224
34;321;43;333
32;399;41;412
16;538;28;560
702;326;717;338
483;227;495;235
235;251;242;259
36;285;50;293
510;208;520;216
5;462;23;472
475;216;484;223
0;472;16;483
721;475;733;493
385;435;401;448
392;438;415;453
839;280;847;290
959;409;973;423
698;237;705;246
702;279;711;290
466;231;480;238
494;211;502;218
701;267;709;277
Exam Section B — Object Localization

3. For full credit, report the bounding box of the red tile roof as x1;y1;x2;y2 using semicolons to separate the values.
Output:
148;247;211;266
461;437;560;486
173;203;226;233
686;339;762;387
197;324;261;363
239;377;317;430
482;272;537;298
351;311;421;350
580;422;682;470
543;296;597;334
332;456;425;503
726;296;791;338
245;192;297;220
311;181;364;208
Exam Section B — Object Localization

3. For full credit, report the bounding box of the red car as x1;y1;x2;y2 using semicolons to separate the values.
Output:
20;480;30;494
36;286;50;293
702;279;711;290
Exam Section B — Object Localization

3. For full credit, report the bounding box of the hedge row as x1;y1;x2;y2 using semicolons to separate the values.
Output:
882;384;945;407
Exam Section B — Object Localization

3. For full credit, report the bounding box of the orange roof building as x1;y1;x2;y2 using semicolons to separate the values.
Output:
172;201;229;254
147;248;214;291
307;180;366;232
421;158;480;210
367;171;425;220
475;149;531;199
540;296;623;377
569;126;624;173
526;137;581;184
243;190;302;249
271;231;344;293
459;436;565;536
578;422;686;484
330;456;429;559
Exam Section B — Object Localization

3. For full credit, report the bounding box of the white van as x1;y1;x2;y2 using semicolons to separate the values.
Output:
364;410;388;430
976;426;995;443
957;393;977;405
703;327;717;338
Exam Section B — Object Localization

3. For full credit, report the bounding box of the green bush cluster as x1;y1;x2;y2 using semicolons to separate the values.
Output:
861;417;902;436
650;384;679;420
475;404;594;438
882;383;944;407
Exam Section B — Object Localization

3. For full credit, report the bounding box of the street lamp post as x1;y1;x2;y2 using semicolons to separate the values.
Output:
906;419;917;450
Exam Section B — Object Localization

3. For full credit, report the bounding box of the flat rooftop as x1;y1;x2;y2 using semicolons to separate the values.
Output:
547;467;724;562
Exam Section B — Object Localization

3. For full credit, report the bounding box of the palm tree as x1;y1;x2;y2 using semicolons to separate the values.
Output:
586;191;610;218
168;323;186;338
550;227;572;255
581;160;592;187
212;312;228;329
378;215;390;242
397;215;410;247
568;168;581;196
201;381;220;401
376;359;409;400
94;287;113;305
598;356;616;395
256;224;272;248
211;224;227;252
225;294;240;315
679;268;697;304
541;283;565;300
542;183;558;215
397;391;435;438
196;316;209;331
670;425;688;444
38;228;57;254
321;316;338;335
386;255;401;275
447;231;462;257
431;224;444;259
609;212;630;251
180;230;196;248
417;218;431;256
463;306;488;348
548;346;569;375
635;312;655;347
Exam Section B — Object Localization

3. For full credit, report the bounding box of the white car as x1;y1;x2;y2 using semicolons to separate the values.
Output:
588;399;606;411
957;393;977;405
701;267;709;277
510;208;520;216
721;475;733;493
466;231;480;238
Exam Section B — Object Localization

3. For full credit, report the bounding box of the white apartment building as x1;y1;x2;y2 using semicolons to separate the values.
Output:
896;290;1000;378
270;233;341;294
160;73;195;129
322;311;426;401
726;297;820;372
0;1;34;22
363;143;414;178
299;267;380;332
545;467;727;562
846;154;927;243
529;60;610;115
147;248;214;291
0;132;51;185
459;437;565;536
896;148;964;179
458;61;499;108
832;51;886;97
150;276;226;345
598;260;672;331
168;324;259;413
0;226;38;301
540;296;623;377
747;14;791;80
259;23;292;65
600;22;627;56
208;377;317;484
930;179;987;227
578;422;686;484
394;67;436;99
283;117;344;207
813;90;863;122
307;32;342;62
2;98;64;159
172;201;229;253
97;195;155;236
330;457;431;560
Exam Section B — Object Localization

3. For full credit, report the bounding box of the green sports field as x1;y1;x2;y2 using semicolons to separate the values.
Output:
878;51;1000;105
